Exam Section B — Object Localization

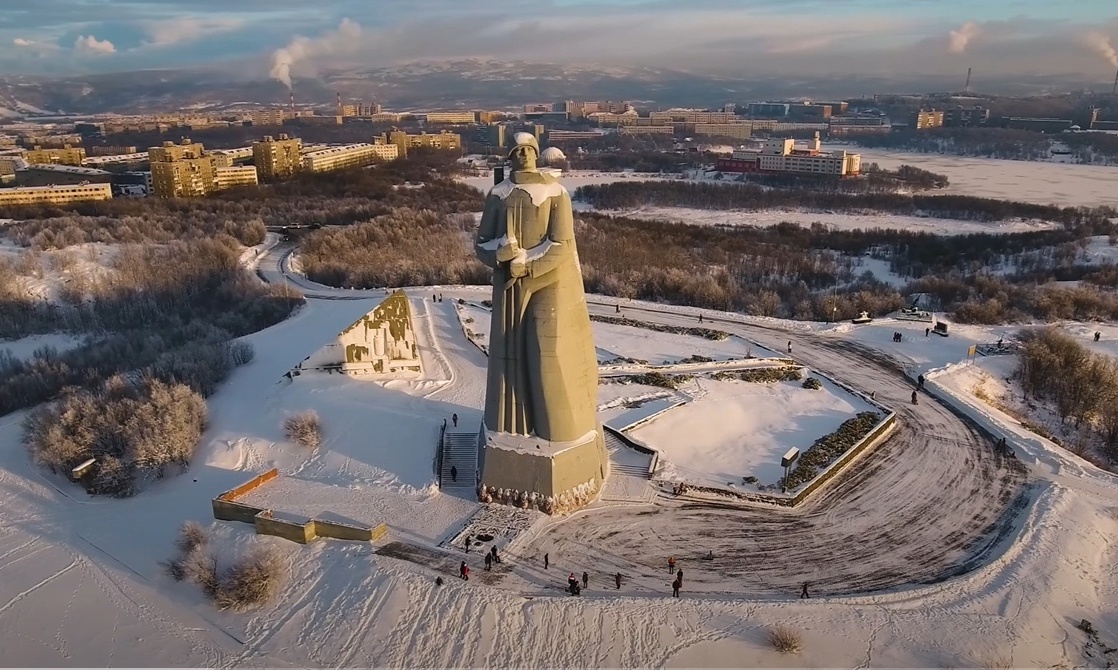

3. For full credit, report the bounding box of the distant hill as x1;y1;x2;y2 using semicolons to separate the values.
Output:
0;60;1103;117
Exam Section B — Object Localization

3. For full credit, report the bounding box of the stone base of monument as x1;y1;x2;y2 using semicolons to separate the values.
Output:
477;426;608;515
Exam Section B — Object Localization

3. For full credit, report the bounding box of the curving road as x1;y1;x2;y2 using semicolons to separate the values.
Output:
264;242;1030;598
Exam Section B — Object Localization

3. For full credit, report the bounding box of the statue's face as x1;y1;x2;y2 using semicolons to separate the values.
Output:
510;145;538;171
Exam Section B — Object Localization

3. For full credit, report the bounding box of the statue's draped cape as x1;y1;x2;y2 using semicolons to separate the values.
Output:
474;170;599;443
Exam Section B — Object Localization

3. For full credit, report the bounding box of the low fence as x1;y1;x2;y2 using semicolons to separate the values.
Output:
211;469;387;544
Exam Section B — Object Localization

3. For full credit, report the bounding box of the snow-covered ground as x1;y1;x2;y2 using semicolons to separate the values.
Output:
598;205;1059;235
2;248;1118;666
0;332;86;360
829;145;1118;209
631;375;873;487
0;240;119;302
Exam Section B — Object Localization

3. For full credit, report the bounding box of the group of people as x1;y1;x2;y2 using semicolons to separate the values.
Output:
892;331;904;343
446;538;503;582
431;293;445;302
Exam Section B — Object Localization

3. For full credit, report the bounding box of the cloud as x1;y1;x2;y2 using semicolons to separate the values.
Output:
13;38;35;47
1083;31;1118;69
270;18;362;89
948;21;982;54
74;34;116;55
142;17;244;47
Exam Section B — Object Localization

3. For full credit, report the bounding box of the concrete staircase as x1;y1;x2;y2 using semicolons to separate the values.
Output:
440;431;478;492
601;429;655;503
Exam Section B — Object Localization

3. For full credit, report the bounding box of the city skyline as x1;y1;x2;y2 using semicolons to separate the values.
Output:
2;0;1118;83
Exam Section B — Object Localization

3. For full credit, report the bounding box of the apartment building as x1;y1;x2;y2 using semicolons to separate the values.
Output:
18;164;113;187
943;106;990;128
248;109;290;127
0;183;113;207
149;140;215;198
0;160;14;185
301;143;398;172
422;111;476;124
24;144;87;166
340;102;382;117
690;123;753;139
716;134;861;176
828;115;891;135
252;134;303;181
649;109;737;124
619;125;674;135
911;109;945;130
149;139;206;162
383;130;462;158
89;146;138;156
213;166;259;191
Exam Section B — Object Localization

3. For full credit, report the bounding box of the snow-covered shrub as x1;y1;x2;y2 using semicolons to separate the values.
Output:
714;367;801;384
175;521;209;554
783;411;882;490
802;377;823;390
768;625;802;654
213;546;286;612
162;521;213;583
283;410;322;449
23;376;206;496
228;341;255;366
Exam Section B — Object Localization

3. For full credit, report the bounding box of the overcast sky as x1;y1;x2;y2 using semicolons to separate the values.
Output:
4;0;1118;84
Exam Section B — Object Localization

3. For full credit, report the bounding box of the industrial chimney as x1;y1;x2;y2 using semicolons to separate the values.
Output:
964;67;972;94
289;91;295;114
1113;69;1118;96
336;91;342;115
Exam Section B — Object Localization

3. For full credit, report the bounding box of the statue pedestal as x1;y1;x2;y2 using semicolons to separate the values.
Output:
477;426;608;515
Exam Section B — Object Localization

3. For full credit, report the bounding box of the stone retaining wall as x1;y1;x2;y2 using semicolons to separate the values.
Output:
211;469;387;544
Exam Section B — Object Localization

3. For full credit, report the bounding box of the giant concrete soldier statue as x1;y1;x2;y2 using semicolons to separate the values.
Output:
473;133;606;513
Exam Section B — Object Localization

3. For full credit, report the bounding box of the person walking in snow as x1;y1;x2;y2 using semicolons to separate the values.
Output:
615;572;622;589
450;465;457;482
491;545;500;563
544;553;549;570
582;571;589;589
800;582;810;599
460;561;469;580
787;341;792;354
911;390;918;405
452;413;458;427
568;573;579;594
917;374;924;389
485;553;492;571
698;314;703;323
925;327;930;337
676;569;683;585
1096;331;1102;342
464;535;471;553
667;556;676;574
672;579;681;598
436;576;444;586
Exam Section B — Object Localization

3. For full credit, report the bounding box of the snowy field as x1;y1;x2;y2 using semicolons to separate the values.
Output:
0;332;87;360
600;204;1059;235
632;375;874;487
2;242;1118;667
828;145;1118;209
0;240;119;302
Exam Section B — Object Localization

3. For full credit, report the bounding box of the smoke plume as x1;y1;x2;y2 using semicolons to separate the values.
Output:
1083;32;1118;69
270;18;362;89
948;21;981;54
